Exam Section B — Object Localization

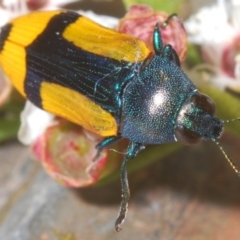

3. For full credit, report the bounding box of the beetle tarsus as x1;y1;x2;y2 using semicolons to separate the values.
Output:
161;13;178;28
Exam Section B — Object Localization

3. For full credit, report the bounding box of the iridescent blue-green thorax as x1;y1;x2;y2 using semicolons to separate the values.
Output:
120;55;196;144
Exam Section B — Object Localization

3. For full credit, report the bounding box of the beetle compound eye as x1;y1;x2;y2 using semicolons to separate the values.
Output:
175;126;201;145
191;92;216;115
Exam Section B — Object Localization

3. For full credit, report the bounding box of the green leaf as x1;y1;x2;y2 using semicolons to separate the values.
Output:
186;44;203;68
122;0;186;13
97;143;182;186
0;119;20;142
0;97;23;142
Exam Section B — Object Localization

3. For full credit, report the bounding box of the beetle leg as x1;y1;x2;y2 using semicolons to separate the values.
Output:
153;14;178;55
115;142;145;232
94;136;122;161
153;22;163;55
96;136;122;151
153;15;181;66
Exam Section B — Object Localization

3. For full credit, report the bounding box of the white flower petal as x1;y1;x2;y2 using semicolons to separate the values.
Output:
228;0;240;29
47;0;79;6
201;43;224;68
18;101;55;145
0;9;11;27
77;10;118;28
185;1;235;45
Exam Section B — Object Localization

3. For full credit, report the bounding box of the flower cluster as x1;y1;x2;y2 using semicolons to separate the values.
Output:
185;0;240;92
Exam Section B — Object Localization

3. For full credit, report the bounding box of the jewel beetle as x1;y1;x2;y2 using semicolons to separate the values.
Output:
0;10;239;231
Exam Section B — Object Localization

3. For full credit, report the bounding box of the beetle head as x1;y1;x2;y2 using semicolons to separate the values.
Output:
174;91;223;145
174;91;240;175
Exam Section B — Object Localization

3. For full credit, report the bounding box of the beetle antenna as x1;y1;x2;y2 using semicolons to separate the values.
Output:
109;148;127;155
222;117;240;123
213;139;240;176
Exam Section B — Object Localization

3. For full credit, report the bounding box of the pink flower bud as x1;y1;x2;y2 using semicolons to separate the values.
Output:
26;0;49;10
221;34;240;78
32;120;109;187
117;4;187;62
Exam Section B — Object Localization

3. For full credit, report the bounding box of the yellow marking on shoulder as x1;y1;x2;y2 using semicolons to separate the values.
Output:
0;11;63;98
40;82;118;137
7;10;63;47
63;16;151;63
